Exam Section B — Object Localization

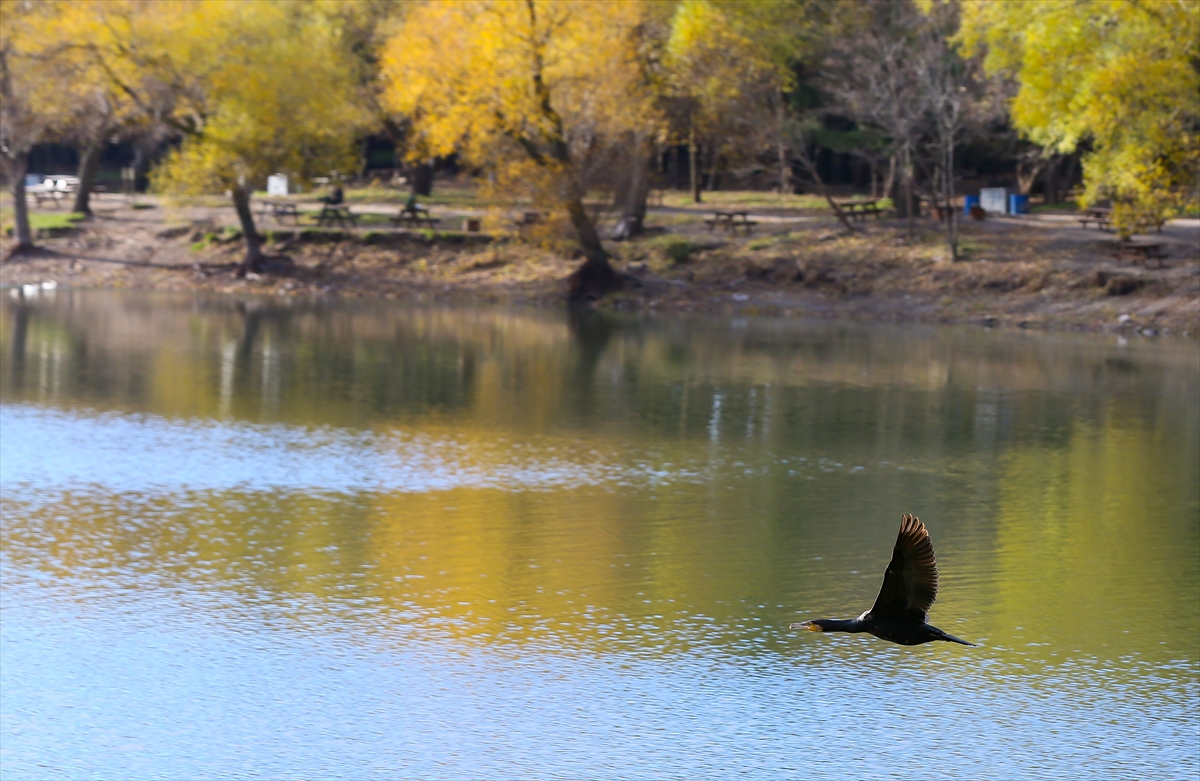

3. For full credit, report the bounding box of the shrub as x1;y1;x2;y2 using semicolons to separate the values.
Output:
190;231;218;251
646;234;702;264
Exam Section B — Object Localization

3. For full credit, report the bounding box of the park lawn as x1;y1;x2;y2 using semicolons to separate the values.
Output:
656;190;832;211
347;182;853;214
195;183;878;219
2;210;87;236
344;182;503;210
1030;200;1080;213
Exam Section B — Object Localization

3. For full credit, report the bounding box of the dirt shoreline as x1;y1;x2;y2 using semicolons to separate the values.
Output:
3;194;1198;337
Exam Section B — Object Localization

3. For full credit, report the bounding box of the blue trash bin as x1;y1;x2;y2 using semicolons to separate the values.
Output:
964;195;980;216
1009;194;1029;214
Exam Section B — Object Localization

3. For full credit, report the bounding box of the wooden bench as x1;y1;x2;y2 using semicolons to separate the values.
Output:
515;211;544;232
315;205;358;228
836;199;885;222
1115;241;1168;268
1133;215;1166;233
704;210;757;235
259;201;300;224
391;207;439;229
1077;207;1111;231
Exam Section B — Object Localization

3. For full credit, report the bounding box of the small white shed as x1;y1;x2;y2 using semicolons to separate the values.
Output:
980;187;1008;214
266;174;290;197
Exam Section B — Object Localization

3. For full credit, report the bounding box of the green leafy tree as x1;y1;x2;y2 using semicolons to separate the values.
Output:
960;0;1200;235
62;0;371;273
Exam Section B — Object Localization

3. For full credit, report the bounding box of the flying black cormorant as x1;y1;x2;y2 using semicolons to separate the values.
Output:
791;514;975;646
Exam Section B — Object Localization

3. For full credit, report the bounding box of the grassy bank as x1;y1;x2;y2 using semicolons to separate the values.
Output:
2;190;1196;336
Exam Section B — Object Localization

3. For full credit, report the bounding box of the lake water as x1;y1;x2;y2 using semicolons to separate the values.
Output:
1;290;1197;779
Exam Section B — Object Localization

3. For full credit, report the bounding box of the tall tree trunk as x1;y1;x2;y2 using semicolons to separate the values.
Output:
130;141;148;193
883;154;896;202
613;134;651;241
776;92;790;195
359;136;372;179
409;160;434;196
612;133;634;214
4;154;34;258
904;145;915;241
706;147;718;191
72;140;102;215
231;185;264;275
689;129;701;204
943;138;959;262
888;160;908;218
1062;152;1081;196
1044;154;1061;205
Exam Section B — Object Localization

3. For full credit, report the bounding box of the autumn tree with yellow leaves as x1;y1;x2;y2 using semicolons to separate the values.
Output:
664;0;814;203
382;0;661;300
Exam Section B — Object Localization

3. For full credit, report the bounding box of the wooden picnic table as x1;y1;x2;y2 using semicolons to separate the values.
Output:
704;210;758;235
1079;206;1166;234
315;205;359;228
391;206;439;229
26;178;78;208
258;200;300;224
1115;240;1168;268
514;210;544;232
836;199;886;221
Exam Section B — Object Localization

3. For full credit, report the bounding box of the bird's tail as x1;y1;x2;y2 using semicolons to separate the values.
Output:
936;629;976;647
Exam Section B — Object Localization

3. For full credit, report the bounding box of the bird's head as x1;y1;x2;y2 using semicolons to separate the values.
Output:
790;619;831;632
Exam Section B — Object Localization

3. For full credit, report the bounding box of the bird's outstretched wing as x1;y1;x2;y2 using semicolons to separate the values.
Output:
869;514;939;622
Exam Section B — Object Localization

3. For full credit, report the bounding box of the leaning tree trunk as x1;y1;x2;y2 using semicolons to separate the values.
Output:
72;140;102;215
794;143;856;233
231;185;264;275
4;154;34;258
519;37;622;303
564;192;621;302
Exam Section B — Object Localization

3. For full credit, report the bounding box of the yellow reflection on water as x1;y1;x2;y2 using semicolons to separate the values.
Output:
986;407;1199;667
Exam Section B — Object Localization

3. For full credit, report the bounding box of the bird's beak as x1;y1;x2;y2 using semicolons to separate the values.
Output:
790;621;821;632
